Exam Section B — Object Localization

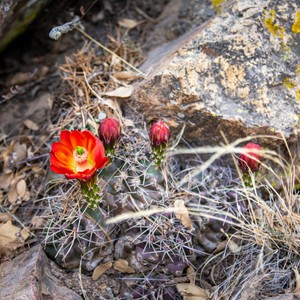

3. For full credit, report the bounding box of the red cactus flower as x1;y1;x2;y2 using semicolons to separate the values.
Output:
98;118;121;149
50;130;109;180
239;142;262;173
149;120;170;147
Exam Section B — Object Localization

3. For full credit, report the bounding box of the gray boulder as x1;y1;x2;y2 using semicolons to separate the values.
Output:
131;0;300;147
0;245;81;300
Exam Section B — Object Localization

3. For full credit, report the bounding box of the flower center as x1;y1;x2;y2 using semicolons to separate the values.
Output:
73;146;88;163
72;146;93;172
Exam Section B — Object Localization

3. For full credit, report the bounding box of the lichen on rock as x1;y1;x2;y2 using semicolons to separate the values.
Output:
130;0;300;148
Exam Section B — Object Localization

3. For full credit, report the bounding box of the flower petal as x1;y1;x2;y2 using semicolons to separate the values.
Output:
65;167;96;180
69;130;85;149
82;130;96;152
93;139;109;169
59;130;73;148
50;154;74;174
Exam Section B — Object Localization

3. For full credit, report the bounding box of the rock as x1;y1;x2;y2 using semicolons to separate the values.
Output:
131;0;300;148
0;0;49;52
0;245;81;300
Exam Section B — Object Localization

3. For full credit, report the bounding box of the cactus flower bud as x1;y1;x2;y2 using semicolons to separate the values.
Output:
239;142;262;173
149;120;170;147
149;120;170;167
98;118;121;152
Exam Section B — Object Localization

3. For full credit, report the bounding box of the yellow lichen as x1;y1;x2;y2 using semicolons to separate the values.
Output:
212;0;225;10
292;11;300;33
283;78;296;89
264;9;285;41
296;90;300;100
296;65;300;75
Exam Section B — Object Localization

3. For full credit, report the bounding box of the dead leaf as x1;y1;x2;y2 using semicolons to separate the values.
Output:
174;200;193;229
31;216;44;228
102;86;134;98
92;261;113;280
0;213;11;223
187;265;196;285
176;283;208;299
8;186;18;204
113;259;135;273
214;240;227;253
0;221;29;256
118;18;139;29
16;179;26;198
22;191;30;202
113;71;141;80
3;142;27;171
228;239;241;254
23;119;39;131
0;172;13;190
20;228;30;240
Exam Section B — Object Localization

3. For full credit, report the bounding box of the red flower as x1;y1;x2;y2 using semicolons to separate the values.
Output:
50;130;109;180
239;143;262;173
98;118;121;149
149;120;170;147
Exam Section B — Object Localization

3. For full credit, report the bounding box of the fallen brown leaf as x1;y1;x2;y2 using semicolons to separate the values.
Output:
113;259;135;273
102;86;134;98
187;265;196;285
92;261;113;280
16;179;26;198
23;119;39;131
0;213;11;223
0;172;13;190
0;221;30;256
31;216;45;228
118;18;140;29
176;283;208;299
113;71;141;80
8;186;18;204
174;200;193;229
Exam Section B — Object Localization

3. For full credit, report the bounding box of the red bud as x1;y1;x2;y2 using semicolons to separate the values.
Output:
149;120;170;147
98;118;121;149
239;143;262;173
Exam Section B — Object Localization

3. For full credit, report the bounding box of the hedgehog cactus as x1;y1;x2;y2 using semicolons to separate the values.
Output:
44;119;239;296
43;199;116;271
44;124;167;271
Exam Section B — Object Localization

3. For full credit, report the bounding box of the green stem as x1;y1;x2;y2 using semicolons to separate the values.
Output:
80;174;101;209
